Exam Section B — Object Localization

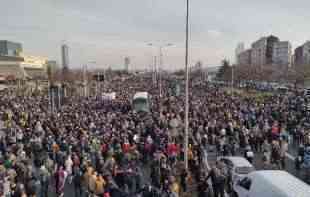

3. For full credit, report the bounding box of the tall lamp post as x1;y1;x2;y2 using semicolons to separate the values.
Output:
83;65;88;97
153;56;157;86
88;61;97;97
147;43;173;98
231;64;234;98
184;0;190;170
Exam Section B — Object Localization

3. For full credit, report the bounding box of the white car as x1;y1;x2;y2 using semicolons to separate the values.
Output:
217;156;255;190
233;170;310;197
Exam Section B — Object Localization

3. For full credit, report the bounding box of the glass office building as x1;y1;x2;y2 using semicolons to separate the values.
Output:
0;40;23;57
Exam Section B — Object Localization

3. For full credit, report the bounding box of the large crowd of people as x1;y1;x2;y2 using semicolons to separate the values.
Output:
0;74;310;197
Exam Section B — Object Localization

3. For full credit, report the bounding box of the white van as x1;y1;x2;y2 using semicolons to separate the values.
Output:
233;170;310;197
133;92;150;112
217;156;255;185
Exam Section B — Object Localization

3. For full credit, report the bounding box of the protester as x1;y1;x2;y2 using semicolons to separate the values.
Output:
0;73;310;197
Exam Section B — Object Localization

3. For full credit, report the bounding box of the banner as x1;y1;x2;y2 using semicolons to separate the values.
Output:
102;92;116;100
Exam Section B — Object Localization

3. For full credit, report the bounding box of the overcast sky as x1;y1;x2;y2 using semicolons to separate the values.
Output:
1;0;310;70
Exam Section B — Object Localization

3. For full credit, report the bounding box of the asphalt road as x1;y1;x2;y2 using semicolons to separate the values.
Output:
45;139;308;197
47;162;151;197
205;144;310;185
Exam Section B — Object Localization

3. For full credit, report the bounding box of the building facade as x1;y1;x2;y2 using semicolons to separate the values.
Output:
266;35;280;64
304;41;310;65
61;44;69;69
251;37;267;66
237;49;252;66
235;42;245;64
294;41;310;67
272;41;292;66
0;40;23;57
251;35;279;66
0;56;25;79
205;66;220;81
21;55;47;69
0;54;48;80
21;55;47;79
124;57;130;71
47;60;57;70
295;46;304;66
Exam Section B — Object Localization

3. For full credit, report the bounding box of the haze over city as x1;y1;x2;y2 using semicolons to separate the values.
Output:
2;0;310;197
1;0;310;69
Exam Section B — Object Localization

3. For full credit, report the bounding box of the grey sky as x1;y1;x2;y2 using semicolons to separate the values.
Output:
1;0;310;70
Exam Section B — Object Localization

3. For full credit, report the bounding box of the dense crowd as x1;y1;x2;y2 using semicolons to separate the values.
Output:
0;75;310;197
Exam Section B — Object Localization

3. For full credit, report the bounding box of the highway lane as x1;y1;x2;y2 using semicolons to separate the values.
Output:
205;145;310;185
45;143;307;197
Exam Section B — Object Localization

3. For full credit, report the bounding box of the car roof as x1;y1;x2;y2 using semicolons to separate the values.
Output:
249;170;310;197
219;156;254;168
133;92;148;100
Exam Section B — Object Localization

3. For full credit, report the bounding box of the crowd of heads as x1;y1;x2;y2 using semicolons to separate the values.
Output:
0;75;310;197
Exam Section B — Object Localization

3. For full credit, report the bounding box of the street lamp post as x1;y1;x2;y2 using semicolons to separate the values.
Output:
231;65;234;98
153;56;157;86
88;61;98;97
147;43;173;98
184;0;190;170
159;46;163;97
83;65;88;97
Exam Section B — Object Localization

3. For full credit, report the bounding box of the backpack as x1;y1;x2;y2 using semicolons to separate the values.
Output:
73;167;82;185
272;146;280;160
214;168;225;184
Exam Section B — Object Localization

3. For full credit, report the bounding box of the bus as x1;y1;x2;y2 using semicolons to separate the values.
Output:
133;92;149;112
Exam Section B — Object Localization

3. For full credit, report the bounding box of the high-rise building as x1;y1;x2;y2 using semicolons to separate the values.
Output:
235;42;245;64
295;46;304;67
61;44;69;70
237;49;252;66
303;41;310;65
294;41;310;67
251;35;279;66
251;37;267;66
272;41;292;66
266;35;280;64
47;60;57;74
61;44;69;83
0;40;23;57
124;57;130;71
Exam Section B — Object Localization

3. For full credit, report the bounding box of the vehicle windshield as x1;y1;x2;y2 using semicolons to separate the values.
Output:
235;166;255;174
133;98;148;112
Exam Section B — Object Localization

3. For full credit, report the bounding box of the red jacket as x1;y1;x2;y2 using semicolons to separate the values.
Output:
272;125;279;135
122;143;131;153
101;143;108;153
167;143;178;156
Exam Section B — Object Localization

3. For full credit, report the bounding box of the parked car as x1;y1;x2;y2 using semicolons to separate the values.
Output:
217;156;255;191
233;170;310;197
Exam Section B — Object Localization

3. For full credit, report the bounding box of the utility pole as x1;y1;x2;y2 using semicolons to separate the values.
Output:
159;47;163;98
147;43;173;94
57;84;61;110
154;56;157;86
51;89;55;113
231;65;234;98
83;65;87;97
184;0;190;170
103;68;106;92
97;71;99;98
48;81;51;112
